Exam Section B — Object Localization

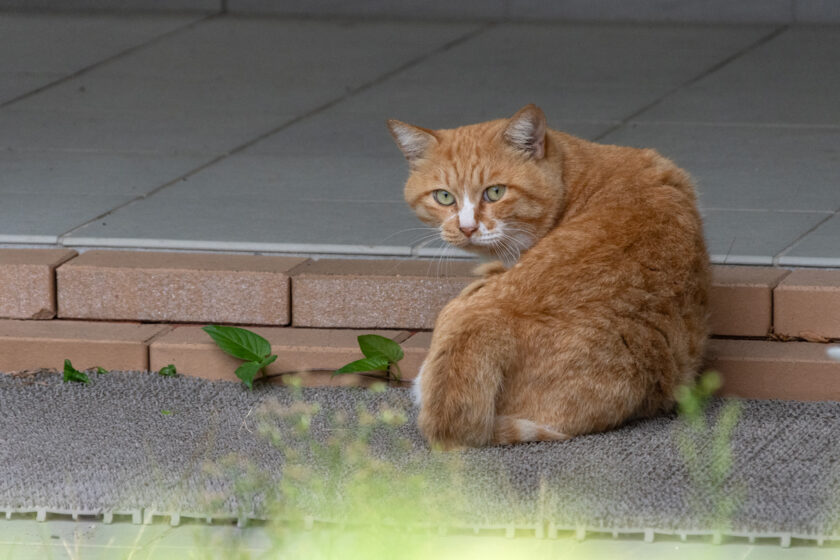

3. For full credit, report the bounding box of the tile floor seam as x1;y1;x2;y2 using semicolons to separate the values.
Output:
772;211;838;266
54;21;495;247
592;24;790;142
0;13;220;111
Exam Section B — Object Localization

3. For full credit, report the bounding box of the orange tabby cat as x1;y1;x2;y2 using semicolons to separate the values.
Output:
387;104;710;449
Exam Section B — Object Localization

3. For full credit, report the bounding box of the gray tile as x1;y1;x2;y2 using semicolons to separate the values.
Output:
332;83;657;128
328;23;773;124
159;154;409;203
63;193;426;255
0;109;297;155
10;74;323;117
702;210;829;265
229;0;506;19
0;0;217;10
380;24;775;88
3;18;478;155
245;106;618;156
0;150;210;196
249;110;417;157
0;193;132;243
779;213;840;267
639;27;840;126
795;0;840;22
508;0;793;23
85;18;479;83
600;123;840;212
0;13;198;75
0;72;61;105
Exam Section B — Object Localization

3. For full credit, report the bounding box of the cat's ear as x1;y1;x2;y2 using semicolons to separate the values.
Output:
387;119;439;166
504;104;547;160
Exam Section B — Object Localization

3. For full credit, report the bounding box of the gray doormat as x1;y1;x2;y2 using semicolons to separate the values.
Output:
2;371;840;546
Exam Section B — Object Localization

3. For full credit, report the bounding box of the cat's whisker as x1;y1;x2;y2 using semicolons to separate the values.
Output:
492;237;518;267
380;226;440;244
435;244;452;279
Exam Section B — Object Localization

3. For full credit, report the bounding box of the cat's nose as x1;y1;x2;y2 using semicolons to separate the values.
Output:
460;225;477;237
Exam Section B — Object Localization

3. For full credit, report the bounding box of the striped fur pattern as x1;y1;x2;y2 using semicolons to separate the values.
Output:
388;105;710;449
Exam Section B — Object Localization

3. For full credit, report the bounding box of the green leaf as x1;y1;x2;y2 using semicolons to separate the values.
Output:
202;325;271;362
95;366;108;375
335;356;390;375
63;359;90;384
158;364;177;377
161;409;173;416
234;354;276;389
357;335;404;363
259;354;277;369
235;361;263;389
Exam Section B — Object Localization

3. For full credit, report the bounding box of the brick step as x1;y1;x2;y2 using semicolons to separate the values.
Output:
707;338;840;401
0;318;838;401
2;248;839;338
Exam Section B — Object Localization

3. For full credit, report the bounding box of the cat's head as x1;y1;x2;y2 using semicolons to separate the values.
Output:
387;104;564;265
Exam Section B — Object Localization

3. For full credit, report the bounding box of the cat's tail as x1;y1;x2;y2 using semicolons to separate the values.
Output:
416;320;511;449
492;417;570;445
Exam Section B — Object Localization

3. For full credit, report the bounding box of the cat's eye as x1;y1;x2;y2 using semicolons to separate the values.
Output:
433;190;455;206
483;185;506;202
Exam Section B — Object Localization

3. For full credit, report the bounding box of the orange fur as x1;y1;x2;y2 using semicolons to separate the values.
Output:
388;104;710;449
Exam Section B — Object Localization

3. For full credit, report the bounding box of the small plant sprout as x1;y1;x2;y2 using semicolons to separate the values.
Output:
674;370;743;534
335;334;404;380
95;366;108;375
62;359;90;384
161;409;173;416
202;325;278;389
158;364;177;377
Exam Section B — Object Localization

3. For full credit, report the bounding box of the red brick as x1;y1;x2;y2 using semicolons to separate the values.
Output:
0;249;77;319
774;270;840;339
705;338;840;400
291;259;476;329
0;319;166;372
709;265;789;337
149;326;414;385
57;251;307;325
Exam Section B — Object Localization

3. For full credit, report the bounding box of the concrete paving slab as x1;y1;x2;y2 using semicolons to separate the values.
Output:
62;193;423;255
0;13;199;106
0;193;133;244
0;73;62;105
151;154;409;203
795;0;840;22
86;17;480;82
600;123;840;212
229;0;507;19
2;19;479;155
639;27;840;126
248;108;617;156
0;108;298;156
0;0;218;10
327;23;774;126
507;0;792;23
779;214;840;267
702;209;831;265
0;13;198;76
0;151;210;196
